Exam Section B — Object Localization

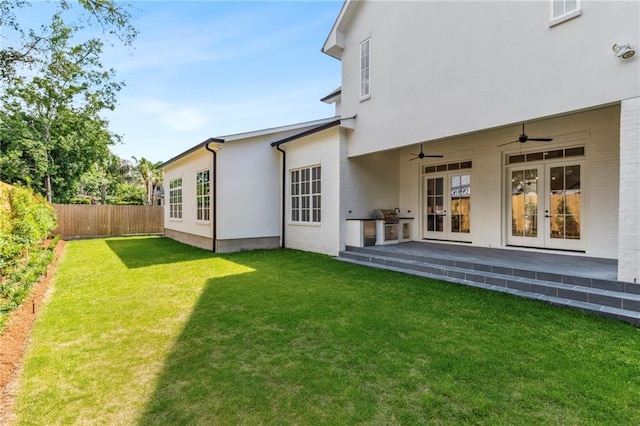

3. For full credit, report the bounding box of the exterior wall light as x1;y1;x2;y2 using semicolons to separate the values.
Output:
612;43;635;59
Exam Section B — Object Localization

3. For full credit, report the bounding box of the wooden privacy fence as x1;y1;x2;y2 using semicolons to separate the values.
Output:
52;204;164;239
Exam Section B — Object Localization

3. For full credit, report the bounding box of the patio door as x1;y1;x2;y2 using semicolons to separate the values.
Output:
423;173;471;242
508;161;584;251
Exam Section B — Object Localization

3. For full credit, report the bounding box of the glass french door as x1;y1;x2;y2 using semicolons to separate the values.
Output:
423;173;471;241
508;161;584;250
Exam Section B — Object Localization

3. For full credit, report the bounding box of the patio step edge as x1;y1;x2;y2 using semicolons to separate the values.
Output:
337;251;640;327
344;245;639;295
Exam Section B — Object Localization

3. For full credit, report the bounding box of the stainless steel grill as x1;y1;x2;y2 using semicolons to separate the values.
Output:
372;209;400;224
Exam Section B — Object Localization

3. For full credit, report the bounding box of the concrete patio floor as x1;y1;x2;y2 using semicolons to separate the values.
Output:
359;241;618;281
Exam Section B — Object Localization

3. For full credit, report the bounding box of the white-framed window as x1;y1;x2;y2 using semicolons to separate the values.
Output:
169;178;182;219
550;0;581;26
196;169;210;222
360;38;370;99
291;165;321;223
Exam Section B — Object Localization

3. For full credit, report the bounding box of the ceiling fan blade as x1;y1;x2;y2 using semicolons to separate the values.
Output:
424;155;444;158
527;138;553;142
409;157;419;161
497;140;518;147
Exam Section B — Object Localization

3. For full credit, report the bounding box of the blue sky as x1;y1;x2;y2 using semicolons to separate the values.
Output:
14;1;344;163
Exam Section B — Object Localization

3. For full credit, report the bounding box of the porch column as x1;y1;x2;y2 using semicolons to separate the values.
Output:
618;96;640;283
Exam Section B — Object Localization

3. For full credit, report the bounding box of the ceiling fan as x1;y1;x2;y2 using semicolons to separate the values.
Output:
497;123;554;147
409;144;444;161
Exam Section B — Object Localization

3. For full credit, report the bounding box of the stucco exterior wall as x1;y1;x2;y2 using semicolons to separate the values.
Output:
162;119;338;252
283;128;342;256
336;1;639;157
216;136;280;241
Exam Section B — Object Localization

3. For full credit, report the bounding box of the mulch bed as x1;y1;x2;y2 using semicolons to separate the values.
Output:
0;240;65;425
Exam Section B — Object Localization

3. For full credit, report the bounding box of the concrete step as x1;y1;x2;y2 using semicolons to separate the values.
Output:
338;248;640;327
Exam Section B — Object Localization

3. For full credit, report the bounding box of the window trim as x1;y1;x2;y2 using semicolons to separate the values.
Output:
549;0;581;27
290;165;321;225
168;177;183;220
195;169;211;223
359;38;371;101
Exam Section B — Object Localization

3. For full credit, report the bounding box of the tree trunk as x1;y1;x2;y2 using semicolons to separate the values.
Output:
45;173;53;203
147;180;153;206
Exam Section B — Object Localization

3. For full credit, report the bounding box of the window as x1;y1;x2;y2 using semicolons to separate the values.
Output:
291;165;321;223
169;178;182;219
550;0;580;25
196;170;210;222
360;38;370;99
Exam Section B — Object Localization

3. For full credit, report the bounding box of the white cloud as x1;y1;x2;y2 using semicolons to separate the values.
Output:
129;99;208;133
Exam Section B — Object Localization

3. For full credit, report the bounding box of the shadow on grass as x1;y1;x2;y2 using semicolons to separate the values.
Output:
137;249;357;424
106;236;215;269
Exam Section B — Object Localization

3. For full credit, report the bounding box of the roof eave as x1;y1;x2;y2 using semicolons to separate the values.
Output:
322;0;362;60
161;138;224;169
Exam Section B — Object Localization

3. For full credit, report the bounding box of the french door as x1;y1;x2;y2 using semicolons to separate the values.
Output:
423;173;471;242
508;161;584;250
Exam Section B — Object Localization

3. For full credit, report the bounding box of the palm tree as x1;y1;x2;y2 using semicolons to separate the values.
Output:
132;156;162;206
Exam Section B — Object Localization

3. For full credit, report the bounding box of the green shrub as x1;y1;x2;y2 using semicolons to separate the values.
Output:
0;184;58;329
0;185;57;274
69;197;93;205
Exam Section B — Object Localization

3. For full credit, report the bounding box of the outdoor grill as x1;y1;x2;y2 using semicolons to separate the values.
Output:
373;209;400;242
372;209;400;224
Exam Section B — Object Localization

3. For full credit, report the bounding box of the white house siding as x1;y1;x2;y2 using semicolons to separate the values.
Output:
284;128;342;256
618;97;640;282
163;151;214;250
332;0;639;157
162;118;339;253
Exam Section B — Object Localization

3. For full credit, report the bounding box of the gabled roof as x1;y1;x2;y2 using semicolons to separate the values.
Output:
322;0;362;60
161;137;224;169
161;117;339;169
215;117;339;142
271;115;356;147
320;87;341;104
271;119;341;147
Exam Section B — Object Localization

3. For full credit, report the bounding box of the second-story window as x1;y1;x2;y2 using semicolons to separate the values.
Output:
360;38;370;99
551;0;580;22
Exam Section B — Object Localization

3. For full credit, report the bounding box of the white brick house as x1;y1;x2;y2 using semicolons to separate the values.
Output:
321;0;639;281
162;0;639;281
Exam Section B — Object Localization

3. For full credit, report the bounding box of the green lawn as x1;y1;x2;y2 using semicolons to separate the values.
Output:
16;236;640;425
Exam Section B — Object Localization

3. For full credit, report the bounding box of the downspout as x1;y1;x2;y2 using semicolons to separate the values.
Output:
205;143;218;253
275;144;286;248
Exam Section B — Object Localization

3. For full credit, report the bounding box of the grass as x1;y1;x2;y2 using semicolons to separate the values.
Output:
16;236;640;425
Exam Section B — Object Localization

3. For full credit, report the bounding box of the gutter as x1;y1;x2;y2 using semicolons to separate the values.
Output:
275;144;286;248
204;138;224;253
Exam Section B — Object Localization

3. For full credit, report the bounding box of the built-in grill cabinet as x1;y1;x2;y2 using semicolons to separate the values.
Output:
373;209;400;245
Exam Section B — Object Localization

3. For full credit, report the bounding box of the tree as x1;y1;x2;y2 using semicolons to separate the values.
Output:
77;153;144;204
132;156;163;206
0;0;136;79
0;15;122;203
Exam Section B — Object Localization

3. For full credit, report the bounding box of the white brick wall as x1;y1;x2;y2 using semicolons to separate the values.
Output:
618;97;640;282
284;128;342;256
395;105;620;257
